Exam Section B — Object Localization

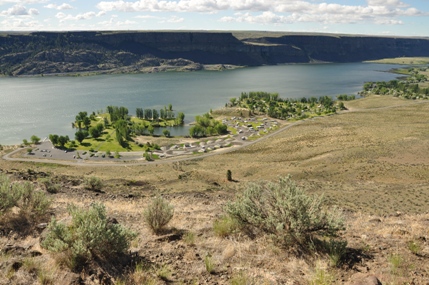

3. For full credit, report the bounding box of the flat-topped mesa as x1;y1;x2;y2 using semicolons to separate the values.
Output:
247;35;429;62
1;31;429;76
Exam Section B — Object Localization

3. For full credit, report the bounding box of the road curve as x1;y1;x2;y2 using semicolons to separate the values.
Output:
3;99;427;168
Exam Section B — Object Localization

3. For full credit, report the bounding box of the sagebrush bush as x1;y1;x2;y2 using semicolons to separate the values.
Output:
18;182;52;218
0;174;22;215
39;177;60;194
0;173;51;220
83;176;103;191
225;176;344;248
143;196;174;234
41;203;137;271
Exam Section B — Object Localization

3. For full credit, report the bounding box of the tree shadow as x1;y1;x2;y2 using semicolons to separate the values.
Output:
80;142;92;147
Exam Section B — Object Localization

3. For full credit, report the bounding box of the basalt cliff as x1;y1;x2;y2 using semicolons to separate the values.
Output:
1;31;429;76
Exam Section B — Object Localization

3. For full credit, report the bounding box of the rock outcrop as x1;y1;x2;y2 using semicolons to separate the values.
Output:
1;31;429;76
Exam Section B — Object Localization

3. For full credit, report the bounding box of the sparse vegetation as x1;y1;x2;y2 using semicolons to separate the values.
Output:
204;254;215;274
309;261;335;285
407;240;422;255
3;85;429;284
213;215;239;238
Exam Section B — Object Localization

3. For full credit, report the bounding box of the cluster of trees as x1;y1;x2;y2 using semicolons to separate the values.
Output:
23;135;41;146
74;111;92;130
363;79;429;99
49;134;70;148
189;113;228;138
230;92;340;120
337;94;356;101
135;107;185;126
48;104;187;149
107;106;129;123
115;119;131;147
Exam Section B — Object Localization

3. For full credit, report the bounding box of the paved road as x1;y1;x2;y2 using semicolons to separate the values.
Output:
4;100;426;167
2;118;307;167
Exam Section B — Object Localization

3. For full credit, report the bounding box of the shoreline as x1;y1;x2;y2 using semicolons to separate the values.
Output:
0;64;245;78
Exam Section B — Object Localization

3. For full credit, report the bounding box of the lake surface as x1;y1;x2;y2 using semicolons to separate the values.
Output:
0;63;402;145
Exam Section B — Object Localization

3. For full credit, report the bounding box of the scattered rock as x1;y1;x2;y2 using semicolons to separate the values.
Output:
346;273;382;285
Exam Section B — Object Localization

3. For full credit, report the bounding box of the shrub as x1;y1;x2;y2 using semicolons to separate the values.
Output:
18;182;52;218
143;196;174;234
41;203;136;271
325;239;348;267
0;174;51;219
310;261;335;285
225;176;344;248
0;174;22;215
83;176;103;191
213;215;239;238
39;177;60;194
183;231;196;245
407;240;422;255
204;254;215;274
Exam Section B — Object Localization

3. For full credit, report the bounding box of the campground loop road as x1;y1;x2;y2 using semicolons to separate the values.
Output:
3;99;428;168
2;119;306;167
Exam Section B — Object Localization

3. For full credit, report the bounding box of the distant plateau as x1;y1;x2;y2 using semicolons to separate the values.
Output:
1;31;429;76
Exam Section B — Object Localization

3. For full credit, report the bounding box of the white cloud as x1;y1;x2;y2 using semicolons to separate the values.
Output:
0;0;47;5
166;15;184;23
1;4;38;15
95;0;426;26
135;14;161;19
1;18;42;29
55;11;104;22
44;3;74;10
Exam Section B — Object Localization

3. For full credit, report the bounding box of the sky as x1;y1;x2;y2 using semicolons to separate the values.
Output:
1;0;429;37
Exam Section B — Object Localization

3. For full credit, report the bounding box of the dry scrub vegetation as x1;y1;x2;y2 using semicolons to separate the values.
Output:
1;95;429;284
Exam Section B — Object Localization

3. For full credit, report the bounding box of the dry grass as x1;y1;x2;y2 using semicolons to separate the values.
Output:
1;95;429;283
365;57;429;65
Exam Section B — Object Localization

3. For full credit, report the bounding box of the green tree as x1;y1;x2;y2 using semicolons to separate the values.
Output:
49;134;59;145
115;119;129;146
89;124;103;139
148;125;155;136
152;109;159;121
58;135;70;147
163;129;170;137
177;112;185;125
30;135;41;144
75;130;88;144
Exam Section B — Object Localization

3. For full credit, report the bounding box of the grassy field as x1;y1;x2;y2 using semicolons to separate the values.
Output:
2;94;429;284
366;56;429;65
4;94;429;215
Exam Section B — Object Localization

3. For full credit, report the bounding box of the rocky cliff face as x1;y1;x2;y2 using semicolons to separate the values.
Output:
1;31;428;76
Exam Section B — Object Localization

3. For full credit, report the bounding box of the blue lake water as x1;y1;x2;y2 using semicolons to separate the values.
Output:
0;63;402;145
